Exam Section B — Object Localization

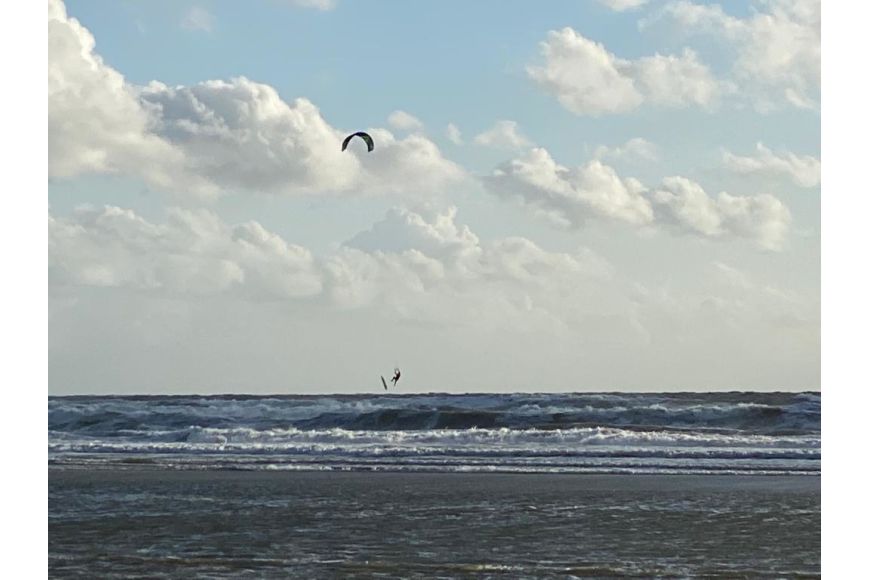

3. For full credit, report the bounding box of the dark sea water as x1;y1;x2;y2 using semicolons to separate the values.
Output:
48;392;821;578
49;392;820;475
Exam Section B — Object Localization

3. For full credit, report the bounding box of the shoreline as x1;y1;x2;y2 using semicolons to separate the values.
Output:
48;463;821;477
49;466;821;491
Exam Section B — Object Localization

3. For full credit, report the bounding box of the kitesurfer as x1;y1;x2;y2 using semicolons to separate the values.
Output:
391;368;401;387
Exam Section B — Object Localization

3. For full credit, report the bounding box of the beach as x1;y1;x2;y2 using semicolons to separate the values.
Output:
49;468;820;578
49;392;820;576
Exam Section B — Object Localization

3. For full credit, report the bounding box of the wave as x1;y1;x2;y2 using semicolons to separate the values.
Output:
48;392;820;475
49;392;820;435
49;431;820;461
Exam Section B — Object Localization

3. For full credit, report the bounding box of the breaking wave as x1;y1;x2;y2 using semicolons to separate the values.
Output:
49;392;820;475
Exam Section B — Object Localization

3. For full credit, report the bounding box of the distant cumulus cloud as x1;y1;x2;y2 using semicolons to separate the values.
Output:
49;206;322;299
50;204;612;324
473;120;533;149
646;0;820;110
651;177;791;251
181;6;215;32
723;143;820;188
50;203;816;392
346;206;481;261
485;147;791;250
322;206;614;317
527;27;721;116
485;148;654;227
387;110;424;132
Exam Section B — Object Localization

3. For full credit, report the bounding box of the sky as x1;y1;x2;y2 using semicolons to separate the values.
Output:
47;0;821;394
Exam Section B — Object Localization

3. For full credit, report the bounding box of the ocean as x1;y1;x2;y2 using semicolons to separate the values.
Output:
49;391;820;475
48;392;821;577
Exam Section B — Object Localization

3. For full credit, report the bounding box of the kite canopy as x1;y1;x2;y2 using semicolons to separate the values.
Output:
342;131;374;152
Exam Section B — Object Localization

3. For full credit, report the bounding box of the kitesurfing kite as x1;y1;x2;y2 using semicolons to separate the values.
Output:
342;131;374;152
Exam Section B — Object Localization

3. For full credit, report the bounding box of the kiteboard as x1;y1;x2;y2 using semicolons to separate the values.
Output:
381;376;388;390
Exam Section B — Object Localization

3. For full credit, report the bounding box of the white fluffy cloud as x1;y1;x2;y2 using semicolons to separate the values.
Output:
651;0;820;109
387;110;424;132
140;79;464;195
346;206;481;263
473;120;533;149
527;27;720;115
50;204;611;324
49;206;322;298
652;177;791;250
632;49;721;108
485;147;791;249
527;29;641;115
723;143;820;188
329;206;613;319
485;148;654;228
48;0;463;197
48;0;215;196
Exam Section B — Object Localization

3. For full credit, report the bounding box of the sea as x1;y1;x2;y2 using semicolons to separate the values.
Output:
48;392;821;578
49;391;820;475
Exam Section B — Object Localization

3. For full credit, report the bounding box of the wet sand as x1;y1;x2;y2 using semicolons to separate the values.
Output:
49;468;820;578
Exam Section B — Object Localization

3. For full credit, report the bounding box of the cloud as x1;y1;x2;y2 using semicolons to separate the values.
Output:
446;123;463;145
527;29;641;115
485;147;791;249
48;0;215;196
649;0;820;110
330;206;613;317
181;6;215;32
723;143;820;188
484;148;654;227
49;1;463;197
527;27;720;115
141;78;464;195
596;0;649;11
651;176;791;250
49;204;817;393
50;204;611;323
49;206;322;299
627;264;818;367
702;261;815;335
594;138;659;161
284;0;336;10
712;261;754;290
473;120;533;150
631;49;721;107
387;110;424;132
346;206;481;263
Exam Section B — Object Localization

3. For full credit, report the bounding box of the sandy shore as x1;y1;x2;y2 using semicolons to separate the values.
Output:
50;468;819;578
